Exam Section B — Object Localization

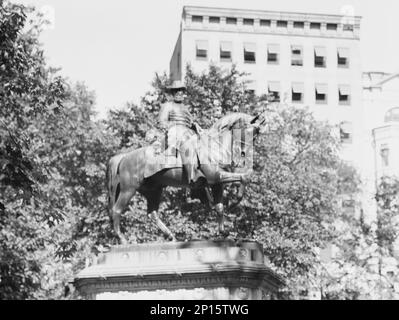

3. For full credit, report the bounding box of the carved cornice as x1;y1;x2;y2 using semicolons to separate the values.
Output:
75;268;282;296
74;241;285;298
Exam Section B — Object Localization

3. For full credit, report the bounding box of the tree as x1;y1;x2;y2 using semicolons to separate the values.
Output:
127;64;351;297
0;4;368;298
0;1;67;299
321;175;399;300
376;176;399;256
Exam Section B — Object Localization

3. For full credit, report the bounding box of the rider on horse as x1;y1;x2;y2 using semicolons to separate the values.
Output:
159;80;202;187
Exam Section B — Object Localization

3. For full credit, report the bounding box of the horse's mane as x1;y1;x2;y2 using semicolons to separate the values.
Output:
209;113;253;134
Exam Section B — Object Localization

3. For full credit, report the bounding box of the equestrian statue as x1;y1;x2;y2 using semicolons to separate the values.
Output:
106;81;267;244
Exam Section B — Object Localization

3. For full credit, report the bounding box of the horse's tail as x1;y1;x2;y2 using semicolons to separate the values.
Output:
106;153;124;219
106;158;112;215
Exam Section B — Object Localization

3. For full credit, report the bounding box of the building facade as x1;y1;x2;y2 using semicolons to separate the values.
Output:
170;6;369;215
360;73;399;221
170;6;363;164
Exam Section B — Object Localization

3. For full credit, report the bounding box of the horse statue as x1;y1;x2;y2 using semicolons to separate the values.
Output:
106;112;266;244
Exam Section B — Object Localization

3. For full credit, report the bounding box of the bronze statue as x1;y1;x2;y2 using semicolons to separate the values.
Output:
106;97;267;243
158;81;201;191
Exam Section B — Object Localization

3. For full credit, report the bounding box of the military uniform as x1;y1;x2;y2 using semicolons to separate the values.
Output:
158;100;198;184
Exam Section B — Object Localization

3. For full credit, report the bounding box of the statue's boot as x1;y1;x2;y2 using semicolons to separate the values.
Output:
184;163;196;203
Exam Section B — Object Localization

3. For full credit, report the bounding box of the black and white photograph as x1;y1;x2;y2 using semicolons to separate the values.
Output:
1;0;399;303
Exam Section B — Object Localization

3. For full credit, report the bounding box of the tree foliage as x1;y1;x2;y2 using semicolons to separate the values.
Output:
138;64;351;297
321;175;399;299
0;1;67;299
3;1;391;300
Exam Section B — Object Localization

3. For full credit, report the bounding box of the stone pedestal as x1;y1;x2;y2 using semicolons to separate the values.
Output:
73;240;284;300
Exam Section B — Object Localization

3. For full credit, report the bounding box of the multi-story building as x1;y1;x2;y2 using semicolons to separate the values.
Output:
363;72;399;181
170;5;368;215
359;72;399;222
170;6;363;163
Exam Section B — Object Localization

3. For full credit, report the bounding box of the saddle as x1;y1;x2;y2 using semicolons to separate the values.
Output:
143;135;203;181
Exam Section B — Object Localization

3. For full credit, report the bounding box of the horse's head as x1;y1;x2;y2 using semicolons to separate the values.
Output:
209;112;266;171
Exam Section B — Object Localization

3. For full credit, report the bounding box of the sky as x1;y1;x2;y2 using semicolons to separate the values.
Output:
17;0;399;117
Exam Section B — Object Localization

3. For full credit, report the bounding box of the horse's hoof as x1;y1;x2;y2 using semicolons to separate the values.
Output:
220;230;230;238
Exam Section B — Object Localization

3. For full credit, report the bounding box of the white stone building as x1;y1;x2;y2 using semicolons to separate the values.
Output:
360;72;399;220
169;6;399;221
170;6;363;161
170;6;368;211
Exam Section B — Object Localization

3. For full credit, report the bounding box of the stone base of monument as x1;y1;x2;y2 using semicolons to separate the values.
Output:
73;240;284;300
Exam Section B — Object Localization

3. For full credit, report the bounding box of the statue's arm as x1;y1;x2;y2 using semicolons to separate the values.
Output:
158;102;171;130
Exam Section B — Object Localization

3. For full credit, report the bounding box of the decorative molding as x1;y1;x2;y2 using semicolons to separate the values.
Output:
182;26;360;41
74;240;285;300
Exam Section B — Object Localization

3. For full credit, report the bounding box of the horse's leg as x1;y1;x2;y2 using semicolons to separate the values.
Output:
112;187;136;245
199;163;251;185
145;188;176;241
227;183;245;210
212;184;228;237
112;184;136;244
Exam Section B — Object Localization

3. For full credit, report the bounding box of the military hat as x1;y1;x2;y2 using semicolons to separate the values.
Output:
165;80;186;92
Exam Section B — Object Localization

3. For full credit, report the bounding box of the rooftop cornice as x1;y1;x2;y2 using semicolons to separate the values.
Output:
183;5;362;24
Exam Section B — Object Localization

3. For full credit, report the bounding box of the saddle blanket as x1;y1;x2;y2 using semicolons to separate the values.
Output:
143;145;183;178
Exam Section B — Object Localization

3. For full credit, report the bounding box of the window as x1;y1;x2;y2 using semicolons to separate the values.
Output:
277;20;288;28
340;122;353;143
292;83;304;103
192;15;203;23
260;19;271;26
315;84;328;104
293;21;305;29
314;47;327;68
267;44;279;64
327;23;338;31
245;80;256;95
291;45;303;66
380;144;390;167
268;82;280;102
220;41;232;62
226;17;237;25
310;22;321;29
343;24;354;31
337;48;349;68
244;43;256;63
196;40;208;59
209;16;220;24
338;85;351;105
243;18;254;26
